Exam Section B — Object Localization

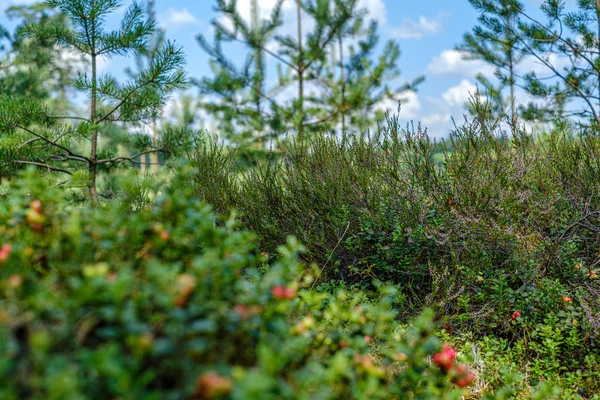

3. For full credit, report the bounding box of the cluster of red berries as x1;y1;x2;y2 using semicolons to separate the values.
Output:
433;345;475;388
271;285;296;300
0;243;12;264
575;263;598;279
511;311;521;320
561;295;573;303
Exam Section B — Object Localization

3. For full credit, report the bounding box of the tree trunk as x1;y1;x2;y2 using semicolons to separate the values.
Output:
151;118;158;172
296;0;304;142
89;17;99;204
251;0;262;148
149;0;159;170
339;34;346;133
509;52;517;136
596;0;600;120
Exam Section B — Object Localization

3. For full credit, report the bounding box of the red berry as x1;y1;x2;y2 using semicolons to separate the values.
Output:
159;230;170;241
234;304;250;320
30;199;43;213
561;296;573;303
354;354;374;369
454;371;475;388
174;295;187;307
433;345;457;371
363;335;372;343
454;363;468;375
272;285;296;300
511;311;521;320
177;274;197;297
0;244;12;263
195;372;233;399
107;272;118;283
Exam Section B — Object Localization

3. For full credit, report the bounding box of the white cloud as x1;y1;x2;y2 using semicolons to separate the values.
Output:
375;91;421;119
389;13;449;40
516;53;571;76
419;80;480;136
358;0;387;25
420;112;452;129
442;79;477;108
214;0;298;48
158;8;199;30
427;49;495;79
219;0;294;29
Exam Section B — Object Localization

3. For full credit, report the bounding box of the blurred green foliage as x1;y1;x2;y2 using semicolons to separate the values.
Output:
0;167;490;399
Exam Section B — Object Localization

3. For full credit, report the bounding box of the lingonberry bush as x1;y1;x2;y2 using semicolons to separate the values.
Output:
0;168;488;399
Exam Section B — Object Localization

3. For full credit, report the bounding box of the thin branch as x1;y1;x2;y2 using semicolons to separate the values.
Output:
46;115;90;122
50;153;93;163
514;34;600;121
13;160;72;174
0;115;91;163
231;36;297;70
97;80;154;123
97;148;164;164
16;137;42;152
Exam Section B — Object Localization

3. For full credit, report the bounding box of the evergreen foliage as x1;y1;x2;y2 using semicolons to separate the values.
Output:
459;0;525;133
0;0;186;201
465;0;600;126
196;0;421;147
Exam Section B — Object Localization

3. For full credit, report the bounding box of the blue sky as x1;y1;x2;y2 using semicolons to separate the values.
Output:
0;0;549;137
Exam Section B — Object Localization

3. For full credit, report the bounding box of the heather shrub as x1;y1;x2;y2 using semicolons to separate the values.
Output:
188;100;600;393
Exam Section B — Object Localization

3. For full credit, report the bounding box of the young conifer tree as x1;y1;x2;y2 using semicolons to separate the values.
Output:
196;0;284;149
459;0;524;135
0;4;75;105
0;0;185;202
303;0;424;136
198;0;421;145
516;0;600;124
465;0;600;125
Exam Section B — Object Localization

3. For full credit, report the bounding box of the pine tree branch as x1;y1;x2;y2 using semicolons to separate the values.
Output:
46;115;90;122
516;36;600;121
517;11;598;75
97;148;163;165
0;115;91;162
97;80;154;123
231;36;297;71
13;160;72;174
50;153;93;163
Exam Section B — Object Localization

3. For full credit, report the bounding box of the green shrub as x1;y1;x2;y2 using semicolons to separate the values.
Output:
0;168;479;399
187;104;600;394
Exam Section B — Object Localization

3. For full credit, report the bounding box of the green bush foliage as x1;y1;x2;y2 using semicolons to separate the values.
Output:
0;168;484;399
188;102;600;396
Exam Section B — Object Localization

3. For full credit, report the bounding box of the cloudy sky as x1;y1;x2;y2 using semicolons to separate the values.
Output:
0;0;551;137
